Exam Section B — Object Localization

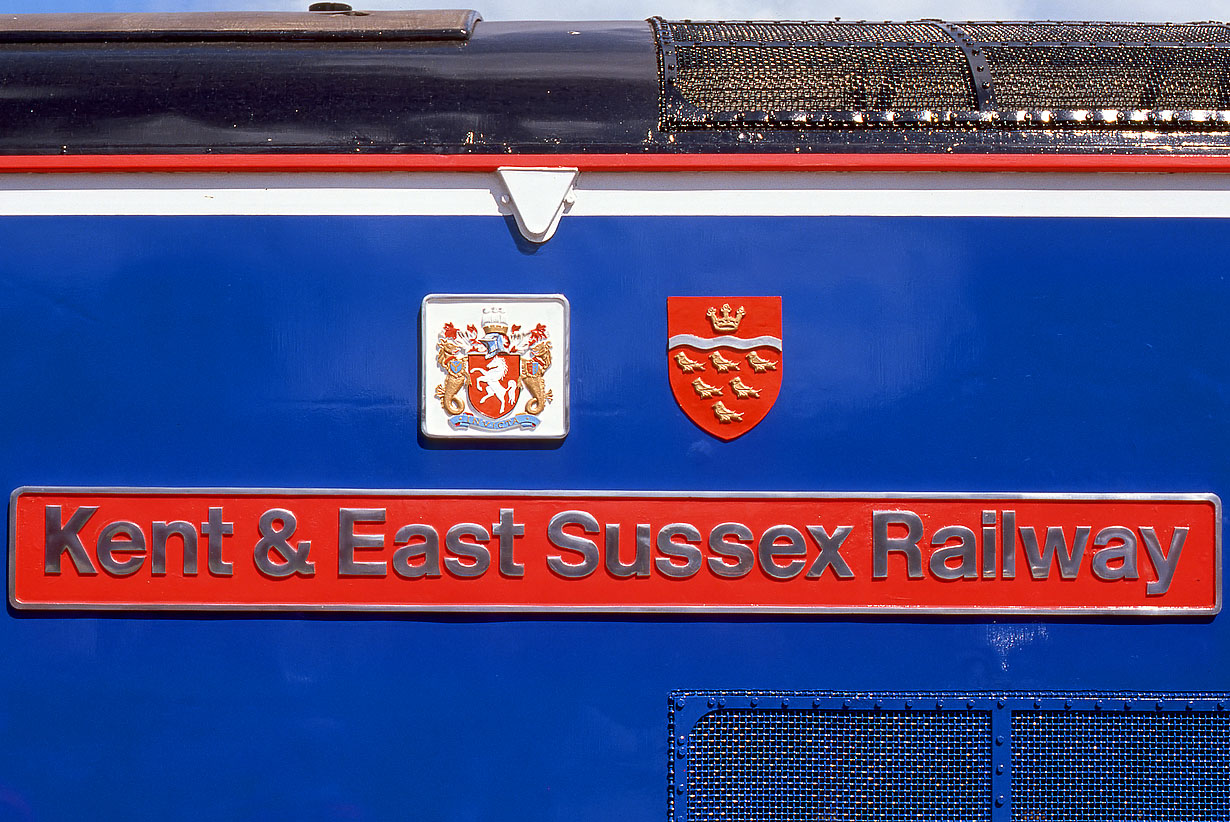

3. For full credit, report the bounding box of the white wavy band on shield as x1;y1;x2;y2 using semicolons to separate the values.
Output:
667;334;783;351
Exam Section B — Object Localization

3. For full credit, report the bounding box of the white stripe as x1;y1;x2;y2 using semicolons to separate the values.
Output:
576;172;1230;218
0;171;1228;217
668;334;782;351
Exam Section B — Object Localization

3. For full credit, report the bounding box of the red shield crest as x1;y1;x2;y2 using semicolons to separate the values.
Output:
467;353;521;419
667;296;782;440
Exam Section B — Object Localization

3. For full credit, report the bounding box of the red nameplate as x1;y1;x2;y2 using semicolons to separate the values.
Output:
9;488;1221;614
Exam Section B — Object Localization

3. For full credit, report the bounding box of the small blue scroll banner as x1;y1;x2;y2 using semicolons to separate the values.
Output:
448;413;540;431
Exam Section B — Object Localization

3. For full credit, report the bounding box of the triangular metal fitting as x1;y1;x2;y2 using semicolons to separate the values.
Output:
496;167;578;243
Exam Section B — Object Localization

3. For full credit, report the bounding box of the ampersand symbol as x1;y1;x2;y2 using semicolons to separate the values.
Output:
254;508;315;578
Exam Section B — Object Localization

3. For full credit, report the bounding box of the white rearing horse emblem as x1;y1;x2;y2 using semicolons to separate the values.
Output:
474;355;516;414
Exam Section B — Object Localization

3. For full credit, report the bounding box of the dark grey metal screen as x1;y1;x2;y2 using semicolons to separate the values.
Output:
651;19;1230;129
669;691;1230;822
686;708;991;822
1012;710;1230;822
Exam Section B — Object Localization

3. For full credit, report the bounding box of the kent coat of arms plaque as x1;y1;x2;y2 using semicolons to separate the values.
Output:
422;294;569;439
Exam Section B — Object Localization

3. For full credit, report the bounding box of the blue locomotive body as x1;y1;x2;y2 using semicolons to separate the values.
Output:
0;11;1227;822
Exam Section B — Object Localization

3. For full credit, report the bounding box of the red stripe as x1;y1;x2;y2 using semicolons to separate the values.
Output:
2;153;1230;173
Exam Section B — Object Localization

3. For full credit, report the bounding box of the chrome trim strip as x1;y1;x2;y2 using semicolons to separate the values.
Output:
8;486;1221;616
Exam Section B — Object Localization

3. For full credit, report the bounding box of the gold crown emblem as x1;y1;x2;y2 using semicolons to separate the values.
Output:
707;303;745;332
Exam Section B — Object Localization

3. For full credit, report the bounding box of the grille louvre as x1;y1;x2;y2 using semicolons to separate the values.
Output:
672;44;973;116
653;19;1230;129
667;22;948;44
687;709;991;822
959;22;1230;44
670;692;1230;822
988;46;1230;110
1012;711;1230;822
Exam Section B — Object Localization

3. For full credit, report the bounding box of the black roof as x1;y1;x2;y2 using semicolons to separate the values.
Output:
2;11;1230;155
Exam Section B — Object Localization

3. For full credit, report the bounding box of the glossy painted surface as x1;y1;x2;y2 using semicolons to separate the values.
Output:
0;213;1227;820
0;22;659;154
4;19;1230;156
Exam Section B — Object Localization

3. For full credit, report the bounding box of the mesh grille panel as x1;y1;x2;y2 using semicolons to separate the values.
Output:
987;46;1230;110
686;709;992;822
670;44;973;117
667;22;947;43
960;22;1230;44
1012;711;1230;822
654;19;1230;129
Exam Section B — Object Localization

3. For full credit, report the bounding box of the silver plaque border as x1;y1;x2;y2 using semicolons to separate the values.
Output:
419;293;570;440
8;486;1222;616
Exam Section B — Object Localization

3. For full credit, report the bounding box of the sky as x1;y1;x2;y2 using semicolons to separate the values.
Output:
14;0;1230;22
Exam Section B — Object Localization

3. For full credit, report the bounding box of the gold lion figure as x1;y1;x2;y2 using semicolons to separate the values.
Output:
520;340;554;415
434;338;468;414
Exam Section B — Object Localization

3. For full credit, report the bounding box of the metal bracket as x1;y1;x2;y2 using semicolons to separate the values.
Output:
496;167;578;244
936;21;997;111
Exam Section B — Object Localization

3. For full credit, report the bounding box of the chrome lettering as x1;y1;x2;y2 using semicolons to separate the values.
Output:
1141;526;1187;596
1020;525;1090;580
44;505;98;575
1091;526;1138;581
655;523;703;578
338;508;387;577
443;523;490;578
929;525;978;580
805;524;854;579
392;524;440;578
872;510;923;579
493;508;526;578
707;522;754;578
545;510;599;579
758;525;806;580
